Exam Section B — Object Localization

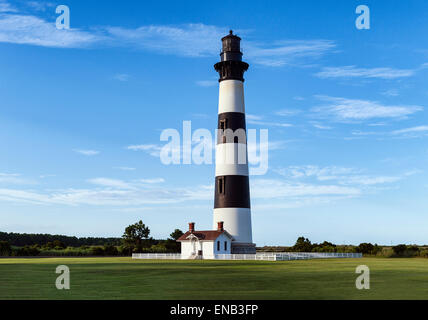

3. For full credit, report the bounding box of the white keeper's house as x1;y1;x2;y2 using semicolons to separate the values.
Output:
177;222;234;259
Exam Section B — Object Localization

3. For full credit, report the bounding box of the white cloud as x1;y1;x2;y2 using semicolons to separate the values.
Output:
113;73;130;81
251;179;360;198
87;178;134;189
275;109;301;117
392;126;428;135
247;114;293;127
315;65;415;79
0;0;16;12
311;123;333;130
345;176;401;185
312;96;423;121
196;80;217;87
0;176;359;208
0;173;36;185
0;13;102;48
25;1;55;12
73;149;99;156
139;178;165;184
275;165;405;187
106;23;224;57
381;89;399;97
127;144;162;157
0;182;213;206
0;7;335;68
114;166;136;171
246;40;336;67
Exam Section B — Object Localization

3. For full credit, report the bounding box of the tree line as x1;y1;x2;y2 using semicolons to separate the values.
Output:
259;236;428;258
0;220;184;257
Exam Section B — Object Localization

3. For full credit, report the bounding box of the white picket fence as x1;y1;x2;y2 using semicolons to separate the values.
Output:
132;253;182;260
132;252;362;261
214;252;362;261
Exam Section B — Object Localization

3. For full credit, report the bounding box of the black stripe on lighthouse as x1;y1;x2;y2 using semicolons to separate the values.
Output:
214;175;250;209
217;112;247;144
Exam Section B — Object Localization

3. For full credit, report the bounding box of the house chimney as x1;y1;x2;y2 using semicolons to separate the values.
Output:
189;222;195;233
217;221;224;232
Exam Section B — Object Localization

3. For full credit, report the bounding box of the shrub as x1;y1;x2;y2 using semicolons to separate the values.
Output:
15;245;40;256
393;244;407;256
90;246;105;256
103;244;119;256
356;243;374;255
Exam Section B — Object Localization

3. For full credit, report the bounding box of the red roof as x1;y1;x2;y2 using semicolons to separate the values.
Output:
178;230;231;241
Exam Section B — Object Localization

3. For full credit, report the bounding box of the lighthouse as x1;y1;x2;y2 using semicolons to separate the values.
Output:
212;31;256;254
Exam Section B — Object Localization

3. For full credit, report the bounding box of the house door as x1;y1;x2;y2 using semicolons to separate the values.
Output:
191;239;197;255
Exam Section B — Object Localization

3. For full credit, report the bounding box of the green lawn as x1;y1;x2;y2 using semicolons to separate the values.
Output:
0;257;427;299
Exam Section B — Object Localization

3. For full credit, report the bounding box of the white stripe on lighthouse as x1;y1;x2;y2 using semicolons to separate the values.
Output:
218;80;245;114
213;208;252;243
215;143;249;176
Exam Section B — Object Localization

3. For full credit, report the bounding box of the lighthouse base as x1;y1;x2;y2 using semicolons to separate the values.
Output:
231;242;256;254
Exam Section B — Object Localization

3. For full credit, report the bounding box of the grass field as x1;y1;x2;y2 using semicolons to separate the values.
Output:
1;257;428;299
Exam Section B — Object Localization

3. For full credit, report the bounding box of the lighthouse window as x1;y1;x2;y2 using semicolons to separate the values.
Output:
220;119;228;143
218;177;225;194
217;241;220;251
224;241;227;251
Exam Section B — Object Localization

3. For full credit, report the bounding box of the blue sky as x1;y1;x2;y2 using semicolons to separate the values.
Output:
1;0;427;245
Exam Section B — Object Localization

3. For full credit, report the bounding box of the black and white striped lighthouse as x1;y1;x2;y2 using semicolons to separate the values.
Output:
213;31;256;254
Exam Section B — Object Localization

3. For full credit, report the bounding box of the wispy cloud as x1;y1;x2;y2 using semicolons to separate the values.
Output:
127;144;162;157
88;178;134;189
113;73;130;81
0;173;36;185
73;149;100;156
0;0;15;12
311;122;333;130
106;23;224;57
246;40;336;67
315;65;415;79
113;166;136;171
275;109;301;117
139;178;165;184
0;12;102;48
392;126;428;137
0;5;335;68
247;114;293;127
275;165;408;187
312;95;423;121
251;179;360;199
196;80;217;87
381;89;399;97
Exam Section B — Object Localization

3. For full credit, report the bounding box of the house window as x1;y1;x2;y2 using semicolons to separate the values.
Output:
218;177;225;194
217;241;220;251
224;241;227;251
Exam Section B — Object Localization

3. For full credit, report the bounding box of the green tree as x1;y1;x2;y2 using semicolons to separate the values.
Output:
169;229;184;241
122;220;150;249
293;237;313;252
393;244;407;256
103;244;119;256
357;243;375;254
0;241;11;256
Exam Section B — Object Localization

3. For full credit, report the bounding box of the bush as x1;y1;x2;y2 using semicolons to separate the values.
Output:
356;243;374;254
392;244;407;256
14;245;40;256
90;246;105;256
103;244;119;256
